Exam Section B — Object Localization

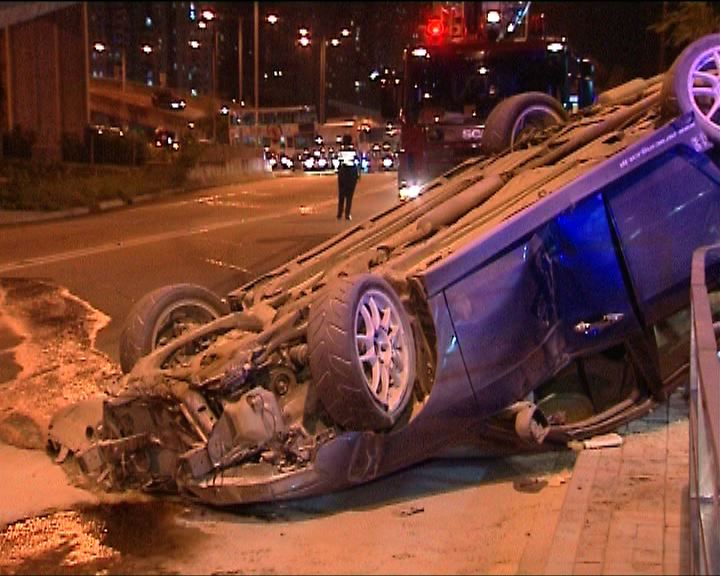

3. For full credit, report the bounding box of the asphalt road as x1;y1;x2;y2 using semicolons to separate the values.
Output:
0;172;397;363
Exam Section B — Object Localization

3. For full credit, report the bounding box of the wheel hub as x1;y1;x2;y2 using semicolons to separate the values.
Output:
375;328;391;364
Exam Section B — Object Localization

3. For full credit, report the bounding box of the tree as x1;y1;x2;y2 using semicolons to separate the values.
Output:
650;2;720;49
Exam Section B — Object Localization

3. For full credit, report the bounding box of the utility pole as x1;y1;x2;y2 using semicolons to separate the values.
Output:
212;25;217;142
238;16;243;101
254;1;259;148
319;37;326;125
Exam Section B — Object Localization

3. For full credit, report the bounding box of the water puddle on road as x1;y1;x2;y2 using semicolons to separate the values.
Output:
0;500;209;575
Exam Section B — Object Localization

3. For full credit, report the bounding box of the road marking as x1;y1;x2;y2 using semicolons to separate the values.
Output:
0;180;396;274
0;212;291;274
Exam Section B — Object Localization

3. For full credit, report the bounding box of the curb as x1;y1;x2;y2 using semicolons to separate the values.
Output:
0;184;221;228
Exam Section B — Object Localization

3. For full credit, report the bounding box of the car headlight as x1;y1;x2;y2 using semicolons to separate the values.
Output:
318;158;328;168
399;184;422;200
382;157;394;169
304;158;314;169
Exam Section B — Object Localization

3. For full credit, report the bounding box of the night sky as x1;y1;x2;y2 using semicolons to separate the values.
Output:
533;2;670;89
256;2;670;91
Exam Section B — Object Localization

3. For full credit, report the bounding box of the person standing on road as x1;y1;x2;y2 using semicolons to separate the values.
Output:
336;134;360;221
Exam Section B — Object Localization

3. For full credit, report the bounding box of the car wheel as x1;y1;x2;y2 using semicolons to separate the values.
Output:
482;92;568;155
308;274;416;431
660;33;720;143
119;283;229;373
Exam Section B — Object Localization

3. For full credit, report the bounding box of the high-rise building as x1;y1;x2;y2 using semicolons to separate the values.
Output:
87;1;427;112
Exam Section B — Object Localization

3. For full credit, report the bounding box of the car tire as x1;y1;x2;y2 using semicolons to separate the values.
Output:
659;33;720;143
119;283;229;374
308;274;416;431
481;92;568;155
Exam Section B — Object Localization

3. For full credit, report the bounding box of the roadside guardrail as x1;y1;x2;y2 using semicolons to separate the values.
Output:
689;243;720;575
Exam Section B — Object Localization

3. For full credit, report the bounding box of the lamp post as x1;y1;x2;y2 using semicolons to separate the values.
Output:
93;42;126;92
254;2;259;146
238;16;243;102
199;9;219;143
93;41;106;75
298;27;351;126
141;44;153;87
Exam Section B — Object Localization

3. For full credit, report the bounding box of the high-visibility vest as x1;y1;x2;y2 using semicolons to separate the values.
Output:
338;148;357;167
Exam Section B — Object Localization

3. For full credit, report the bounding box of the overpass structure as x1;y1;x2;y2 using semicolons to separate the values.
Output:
89;80;205;136
0;2;213;159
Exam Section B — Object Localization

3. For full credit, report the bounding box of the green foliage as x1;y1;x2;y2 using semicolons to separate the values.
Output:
650;2;720;49
0;140;266;212
61;132;87;163
0;161;175;211
84;127;147;166
169;138;204;186
3;126;36;159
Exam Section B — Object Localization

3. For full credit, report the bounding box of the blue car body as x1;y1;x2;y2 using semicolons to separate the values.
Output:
50;36;720;506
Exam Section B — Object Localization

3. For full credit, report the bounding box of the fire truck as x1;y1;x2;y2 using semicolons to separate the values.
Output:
386;1;596;199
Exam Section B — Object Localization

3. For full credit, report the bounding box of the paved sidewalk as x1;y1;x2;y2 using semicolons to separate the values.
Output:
544;389;690;575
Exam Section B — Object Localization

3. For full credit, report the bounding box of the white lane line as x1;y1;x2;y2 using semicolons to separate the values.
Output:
0;179;393;274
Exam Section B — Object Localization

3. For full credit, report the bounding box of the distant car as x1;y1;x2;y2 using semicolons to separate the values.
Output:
50;34;720;507
151;88;186;111
154;127;179;150
364;141;397;172
278;154;295;170
301;147;331;172
264;148;295;171
379;141;398;171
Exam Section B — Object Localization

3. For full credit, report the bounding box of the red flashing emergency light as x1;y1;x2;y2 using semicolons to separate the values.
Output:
426;18;444;39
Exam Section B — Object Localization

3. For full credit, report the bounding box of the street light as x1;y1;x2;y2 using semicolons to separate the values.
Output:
92;42;125;92
297;27;351;125
198;9;219;142
92;41;107;79
238;5;266;124
196;5;261;146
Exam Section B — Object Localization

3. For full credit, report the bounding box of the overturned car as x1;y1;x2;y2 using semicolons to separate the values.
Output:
51;35;720;506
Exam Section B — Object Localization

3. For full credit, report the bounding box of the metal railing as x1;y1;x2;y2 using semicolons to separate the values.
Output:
689;244;720;575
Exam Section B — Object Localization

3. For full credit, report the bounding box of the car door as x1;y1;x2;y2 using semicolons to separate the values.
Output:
443;189;643;415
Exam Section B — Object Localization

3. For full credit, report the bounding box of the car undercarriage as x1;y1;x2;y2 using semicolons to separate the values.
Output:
49;33;720;506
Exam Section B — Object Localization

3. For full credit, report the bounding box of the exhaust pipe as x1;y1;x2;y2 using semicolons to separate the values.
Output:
513;401;550;444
